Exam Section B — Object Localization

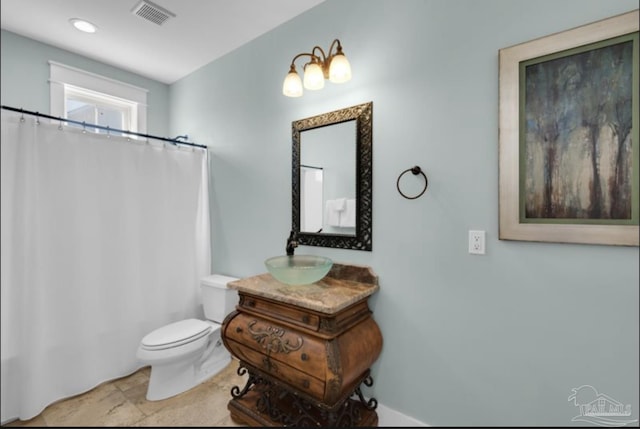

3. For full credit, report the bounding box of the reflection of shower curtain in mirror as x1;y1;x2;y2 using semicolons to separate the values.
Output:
0;111;211;422
300;166;323;233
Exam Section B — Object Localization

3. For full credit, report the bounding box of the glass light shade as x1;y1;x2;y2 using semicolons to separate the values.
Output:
283;71;303;97
303;62;325;90
329;54;352;83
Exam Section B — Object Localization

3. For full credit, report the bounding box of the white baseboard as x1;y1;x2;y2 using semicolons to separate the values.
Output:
377;402;429;427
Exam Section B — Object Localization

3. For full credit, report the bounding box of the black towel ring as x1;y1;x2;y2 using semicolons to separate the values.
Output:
397;165;428;200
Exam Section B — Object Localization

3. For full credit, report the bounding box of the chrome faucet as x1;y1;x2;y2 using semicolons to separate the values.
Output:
286;230;298;256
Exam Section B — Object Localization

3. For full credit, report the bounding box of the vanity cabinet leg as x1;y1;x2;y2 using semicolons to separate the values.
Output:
227;364;379;427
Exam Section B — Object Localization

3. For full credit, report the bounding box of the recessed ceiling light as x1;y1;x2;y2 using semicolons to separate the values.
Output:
69;18;97;33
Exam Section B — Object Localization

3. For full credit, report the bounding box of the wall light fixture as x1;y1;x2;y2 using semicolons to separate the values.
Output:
282;39;352;97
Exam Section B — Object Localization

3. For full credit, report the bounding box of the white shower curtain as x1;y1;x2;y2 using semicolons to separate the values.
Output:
0;110;211;422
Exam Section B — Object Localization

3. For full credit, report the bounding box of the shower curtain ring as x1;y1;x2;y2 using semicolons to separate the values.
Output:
58;118;63;130
35;112;40;125
19;109;25;122
106;125;110;138
82;121;87;133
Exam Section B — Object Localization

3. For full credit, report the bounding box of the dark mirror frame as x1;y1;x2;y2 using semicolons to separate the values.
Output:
292;101;373;251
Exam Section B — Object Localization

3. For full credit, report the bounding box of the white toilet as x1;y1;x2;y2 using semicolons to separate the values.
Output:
136;274;239;401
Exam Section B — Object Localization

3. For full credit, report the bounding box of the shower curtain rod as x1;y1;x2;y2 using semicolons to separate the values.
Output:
1;105;206;149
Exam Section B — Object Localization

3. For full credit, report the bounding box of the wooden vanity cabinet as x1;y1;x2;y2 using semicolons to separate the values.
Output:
221;266;382;427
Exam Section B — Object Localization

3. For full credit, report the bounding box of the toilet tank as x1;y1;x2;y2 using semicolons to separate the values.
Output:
200;274;239;323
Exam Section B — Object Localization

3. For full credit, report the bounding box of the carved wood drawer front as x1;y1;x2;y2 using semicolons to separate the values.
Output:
224;338;325;401
224;313;327;379
240;295;320;331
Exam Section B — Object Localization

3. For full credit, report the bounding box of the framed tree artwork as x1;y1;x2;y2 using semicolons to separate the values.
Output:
499;9;639;246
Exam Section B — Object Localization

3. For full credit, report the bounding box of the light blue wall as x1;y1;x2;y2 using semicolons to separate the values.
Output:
170;0;639;426
1;1;636;426
0;30;171;137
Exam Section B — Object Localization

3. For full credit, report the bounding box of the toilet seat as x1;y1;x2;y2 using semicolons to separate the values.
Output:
141;319;214;351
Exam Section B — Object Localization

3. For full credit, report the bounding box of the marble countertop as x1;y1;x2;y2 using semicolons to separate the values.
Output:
227;263;379;314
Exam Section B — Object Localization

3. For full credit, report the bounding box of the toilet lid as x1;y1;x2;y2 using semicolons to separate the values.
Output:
141;319;212;351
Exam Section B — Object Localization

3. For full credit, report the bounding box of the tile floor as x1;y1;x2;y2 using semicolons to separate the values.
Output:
3;359;247;427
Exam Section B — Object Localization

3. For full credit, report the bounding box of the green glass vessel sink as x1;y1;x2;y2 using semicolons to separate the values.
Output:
264;255;333;286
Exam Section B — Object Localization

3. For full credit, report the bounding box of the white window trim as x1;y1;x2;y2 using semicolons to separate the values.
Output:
49;61;148;134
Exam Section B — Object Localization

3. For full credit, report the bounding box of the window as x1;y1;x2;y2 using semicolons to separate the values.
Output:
49;61;147;136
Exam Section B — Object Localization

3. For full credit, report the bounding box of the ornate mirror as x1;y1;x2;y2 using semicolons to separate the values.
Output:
292;101;372;251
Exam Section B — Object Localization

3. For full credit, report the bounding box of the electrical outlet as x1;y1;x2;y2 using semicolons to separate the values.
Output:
468;230;485;255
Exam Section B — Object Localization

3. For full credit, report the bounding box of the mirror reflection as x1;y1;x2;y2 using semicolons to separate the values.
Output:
300;120;356;235
292;102;373;251
300;165;324;233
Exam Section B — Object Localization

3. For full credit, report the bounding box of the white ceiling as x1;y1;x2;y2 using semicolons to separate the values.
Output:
0;0;325;84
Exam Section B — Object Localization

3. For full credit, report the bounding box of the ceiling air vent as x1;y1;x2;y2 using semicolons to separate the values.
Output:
131;0;176;26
